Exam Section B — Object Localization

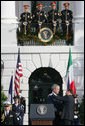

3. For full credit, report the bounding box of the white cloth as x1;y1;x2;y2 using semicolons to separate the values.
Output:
74;115;78;119
15;103;18;107
49;91;58;96
4;111;9;116
52;91;58;96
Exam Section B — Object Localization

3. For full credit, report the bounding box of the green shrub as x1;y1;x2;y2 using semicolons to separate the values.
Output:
1;85;7;113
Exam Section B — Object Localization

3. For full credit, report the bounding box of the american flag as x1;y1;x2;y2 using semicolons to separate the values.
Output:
14;48;23;96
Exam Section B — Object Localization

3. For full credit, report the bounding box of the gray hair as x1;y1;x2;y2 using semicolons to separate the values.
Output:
51;84;60;91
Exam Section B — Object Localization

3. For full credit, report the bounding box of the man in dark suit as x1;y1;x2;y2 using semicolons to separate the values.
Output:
61;2;73;37
12;96;24;125
1;101;19;125
47;84;63;125
61;89;75;125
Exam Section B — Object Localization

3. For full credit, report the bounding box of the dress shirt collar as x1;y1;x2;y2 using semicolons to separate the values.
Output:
52;91;58;96
15;103;19;107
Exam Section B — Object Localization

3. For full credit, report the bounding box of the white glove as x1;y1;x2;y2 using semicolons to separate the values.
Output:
17;117;19;120
74;115;78;119
23;22;27;25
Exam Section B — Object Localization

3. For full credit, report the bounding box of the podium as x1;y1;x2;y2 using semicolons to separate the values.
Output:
30;104;55;125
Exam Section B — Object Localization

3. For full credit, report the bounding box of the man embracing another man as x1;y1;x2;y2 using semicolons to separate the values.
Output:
47;84;74;125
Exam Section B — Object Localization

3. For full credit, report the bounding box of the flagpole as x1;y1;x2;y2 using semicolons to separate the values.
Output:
19;76;21;104
10;71;13;111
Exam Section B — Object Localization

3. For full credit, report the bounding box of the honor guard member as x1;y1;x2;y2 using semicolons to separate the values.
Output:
61;2;73;36
19;5;32;34
32;3;47;32
19;90;26;114
12;96;24;125
1;101;19;125
73;94;81;125
48;2;60;33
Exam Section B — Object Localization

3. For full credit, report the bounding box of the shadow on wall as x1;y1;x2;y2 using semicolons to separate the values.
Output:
73;57;84;102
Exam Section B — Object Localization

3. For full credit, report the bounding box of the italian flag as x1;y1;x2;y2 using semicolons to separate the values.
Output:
66;48;76;95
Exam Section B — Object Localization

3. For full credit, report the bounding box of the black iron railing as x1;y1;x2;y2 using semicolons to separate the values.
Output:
17;23;74;46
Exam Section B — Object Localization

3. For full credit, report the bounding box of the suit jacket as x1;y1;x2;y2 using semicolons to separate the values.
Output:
61;95;75;121
1;110;19;125
47;93;63;114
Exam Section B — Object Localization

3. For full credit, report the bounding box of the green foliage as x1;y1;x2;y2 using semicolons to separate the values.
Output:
1;85;7;113
80;96;84;124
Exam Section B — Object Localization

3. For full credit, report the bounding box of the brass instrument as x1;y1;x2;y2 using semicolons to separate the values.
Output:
66;10;69;39
53;10;56;34
24;24;27;35
38;11;42;32
53;23;56;34
24;14;28;35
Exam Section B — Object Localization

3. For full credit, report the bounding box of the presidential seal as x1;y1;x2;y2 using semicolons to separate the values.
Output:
37;105;47;115
38;27;53;43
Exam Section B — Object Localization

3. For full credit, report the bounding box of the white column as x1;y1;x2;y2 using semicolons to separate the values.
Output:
1;1;18;24
1;1;18;47
73;1;84;21
73;1;84;46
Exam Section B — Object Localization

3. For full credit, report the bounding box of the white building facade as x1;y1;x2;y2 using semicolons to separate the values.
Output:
1;1;84;125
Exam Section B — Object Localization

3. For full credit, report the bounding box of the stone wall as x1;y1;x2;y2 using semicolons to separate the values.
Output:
1;46;84;125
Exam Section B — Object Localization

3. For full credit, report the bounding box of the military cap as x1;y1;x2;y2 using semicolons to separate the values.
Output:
23;5;30;8
64;2;70;7
3;101;11;107
50;2;56;6
13;95;19;100
36;3;43;7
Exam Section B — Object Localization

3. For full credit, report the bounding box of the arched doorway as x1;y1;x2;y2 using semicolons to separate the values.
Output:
29;67;63;124
29;67;63;105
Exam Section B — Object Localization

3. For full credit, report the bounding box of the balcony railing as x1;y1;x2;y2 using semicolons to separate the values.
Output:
17;22;74;46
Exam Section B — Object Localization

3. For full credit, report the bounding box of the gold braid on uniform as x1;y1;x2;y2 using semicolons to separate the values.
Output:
58;10;60;16
1;114;5;122
44;11;47;18
30;13;33;19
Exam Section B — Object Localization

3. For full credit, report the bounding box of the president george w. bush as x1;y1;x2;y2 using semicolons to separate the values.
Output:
47;84;74;125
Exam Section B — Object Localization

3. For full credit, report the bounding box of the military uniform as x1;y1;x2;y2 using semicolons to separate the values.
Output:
32;3;47;32
61;3;73;36
20;96;26;114
48;2;60;33
12;96;24;125
19;5;32;34
1;101;19;125
1;111;19;125
73;95;81;125
73;102;81;125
